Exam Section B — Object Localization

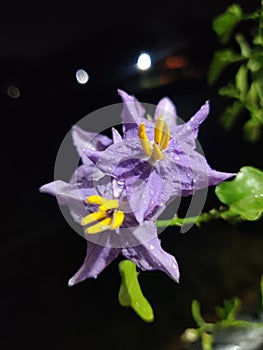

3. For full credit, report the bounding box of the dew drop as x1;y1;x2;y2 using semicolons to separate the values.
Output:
149;244;154;250
108;166;113;171
172;263;177;269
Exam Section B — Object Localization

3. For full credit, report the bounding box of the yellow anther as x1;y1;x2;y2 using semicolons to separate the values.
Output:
160;120;170;150
152;143;163;160
154;116;164;144
86;195;107;205
138;123;152;156
85;217;112;234
138;123;147;140
110;210;124;230
99;199;119;211
81;210;107;226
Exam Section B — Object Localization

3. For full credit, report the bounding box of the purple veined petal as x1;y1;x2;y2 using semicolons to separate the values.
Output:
69;164;101;188
84;138;145;178
176;101;209;148
122;222;180;283
39;180;93;224
208;168;236;186
68;240;121;285
118;89;146;138
125;167;165;223
154;97;177;129
111;127;123;144
71;125;112;163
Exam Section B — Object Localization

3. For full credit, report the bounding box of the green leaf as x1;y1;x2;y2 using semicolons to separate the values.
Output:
208;50;241;84
247;82;259;105
118;260;154;322
213;4;243;44
191;300;205;327
219;100;244;130
235;34;251;58
201;332;213;350
218;85;240;99
243;119;262;142
215;297;241;321
215;166;263;220
235;65;248;98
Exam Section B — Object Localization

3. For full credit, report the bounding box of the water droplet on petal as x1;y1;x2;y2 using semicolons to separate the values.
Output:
108;166;112;171
149;244;154;250
172;263;177;269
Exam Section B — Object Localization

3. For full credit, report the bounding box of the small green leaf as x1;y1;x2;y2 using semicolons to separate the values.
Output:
235;34;251;58
208;50;241;84
243;119;262;142
247;82;259;105
215;166;263;220
201;332;213;350
219;100;244;130
215;297;241;321
235;65;248;98
191;300;205;327
218;85;240;99
118;260;154;322
213;4;243;44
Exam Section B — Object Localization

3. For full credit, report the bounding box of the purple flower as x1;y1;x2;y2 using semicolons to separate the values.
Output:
40;125;179;285
84;90;235;223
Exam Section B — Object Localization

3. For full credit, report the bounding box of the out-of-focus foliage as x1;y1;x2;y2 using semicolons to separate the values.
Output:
208;2;263;141
181;276;263;350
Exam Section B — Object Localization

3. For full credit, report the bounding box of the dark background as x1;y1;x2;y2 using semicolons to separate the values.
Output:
1;1;263;349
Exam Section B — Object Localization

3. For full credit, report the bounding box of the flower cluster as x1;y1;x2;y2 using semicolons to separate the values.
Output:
40;90;235;286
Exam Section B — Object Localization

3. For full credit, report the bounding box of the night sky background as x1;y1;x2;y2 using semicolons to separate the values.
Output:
1;1;263;349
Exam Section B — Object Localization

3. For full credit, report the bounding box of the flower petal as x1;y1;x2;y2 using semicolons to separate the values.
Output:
111;127;123;144
122;222;179;283
72;125;112;163
68;241;121;285
176;101;209;148
40;179;92;224
118;89;146;138
84;139;144;177
154;97;177;129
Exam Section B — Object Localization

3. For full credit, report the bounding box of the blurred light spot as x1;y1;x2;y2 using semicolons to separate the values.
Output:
7;86;20;98
76;69;89;84
137;53;151;71
165;55;188;70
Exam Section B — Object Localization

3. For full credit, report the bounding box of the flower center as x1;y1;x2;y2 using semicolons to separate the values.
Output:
138;115;170;160
81;195;124;234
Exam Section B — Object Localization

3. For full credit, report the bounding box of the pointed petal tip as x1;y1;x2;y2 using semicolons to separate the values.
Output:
68;278;75;287
39;182;55;194
68;274;97;287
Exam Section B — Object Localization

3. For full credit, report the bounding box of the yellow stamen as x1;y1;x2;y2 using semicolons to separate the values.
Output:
138;123;152;156
152;143;163;160
110;210;124;230
86;195;107;205
160;120;170;150
99;199;119;211
154;116;164;144
81;210;107;226
86;217;112;234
